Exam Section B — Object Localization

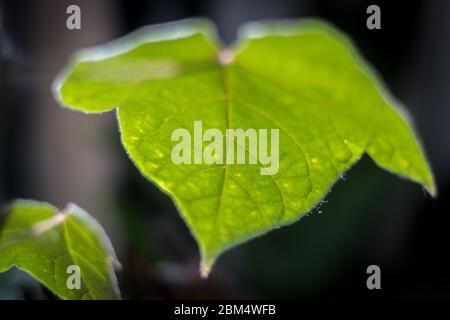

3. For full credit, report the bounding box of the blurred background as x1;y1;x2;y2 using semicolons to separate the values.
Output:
0;0;449;299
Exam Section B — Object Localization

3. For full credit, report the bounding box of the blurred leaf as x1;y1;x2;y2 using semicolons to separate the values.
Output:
54;19;435;275
0;200;121;300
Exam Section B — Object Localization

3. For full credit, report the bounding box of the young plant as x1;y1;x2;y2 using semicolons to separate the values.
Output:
0;19;435;299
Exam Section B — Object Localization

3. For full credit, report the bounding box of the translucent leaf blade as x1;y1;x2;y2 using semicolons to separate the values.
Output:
54;19;435;275
0;200;121;300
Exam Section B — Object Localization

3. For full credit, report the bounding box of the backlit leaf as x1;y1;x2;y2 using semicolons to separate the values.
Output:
54;19;435;276
0;200;121;299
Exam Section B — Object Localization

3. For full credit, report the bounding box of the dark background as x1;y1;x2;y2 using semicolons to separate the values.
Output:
0;0;449;299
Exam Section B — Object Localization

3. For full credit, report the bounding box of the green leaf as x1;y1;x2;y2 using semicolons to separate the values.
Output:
54;19;435;276
0;200;121;299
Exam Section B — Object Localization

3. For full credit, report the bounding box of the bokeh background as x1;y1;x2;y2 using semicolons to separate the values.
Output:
1;0;449;299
